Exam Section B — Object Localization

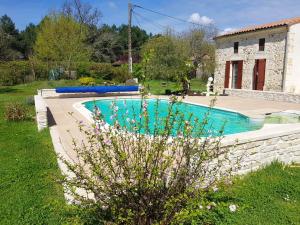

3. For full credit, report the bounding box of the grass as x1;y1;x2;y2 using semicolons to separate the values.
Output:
0;81;74;225
216;162;300;225
0;80;300;224
144;79;206;95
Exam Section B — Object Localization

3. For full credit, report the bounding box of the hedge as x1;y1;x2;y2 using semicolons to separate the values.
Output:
0;61;131;86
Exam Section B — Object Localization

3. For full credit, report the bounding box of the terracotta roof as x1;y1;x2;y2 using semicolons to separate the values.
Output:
216;16;300;38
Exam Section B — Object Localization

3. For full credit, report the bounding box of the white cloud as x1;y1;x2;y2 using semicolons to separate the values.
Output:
219;27;238;35
188;13;214;25
108;1;116;9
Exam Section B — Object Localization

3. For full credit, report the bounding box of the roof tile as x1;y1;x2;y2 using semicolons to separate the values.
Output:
216;16;300;38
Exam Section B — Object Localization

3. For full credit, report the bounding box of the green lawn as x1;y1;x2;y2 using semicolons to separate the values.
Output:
215;162;300;225
0;81;74;225
144;79;206;95
0;81;300;224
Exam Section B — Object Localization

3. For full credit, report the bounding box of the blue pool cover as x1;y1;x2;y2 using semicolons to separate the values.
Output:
56;86;139;93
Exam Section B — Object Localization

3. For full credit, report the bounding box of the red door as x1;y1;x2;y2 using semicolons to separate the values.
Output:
236;60;243;89
253;59;266;90
224;61;231;88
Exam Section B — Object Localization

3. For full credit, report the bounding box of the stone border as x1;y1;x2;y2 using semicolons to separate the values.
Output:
224;127;300;175
34;95;48;131
49;126;75;203
225;88;300;104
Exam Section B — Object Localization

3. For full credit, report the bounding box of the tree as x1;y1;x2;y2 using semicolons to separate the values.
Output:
91;31;123;63
0;15;22;60
86;24;150;63
117;24;149;53
19;23;37;58
183;28;216;78
140;35;190;81
0;15;18;36
34;14;90;76
62;0;102;28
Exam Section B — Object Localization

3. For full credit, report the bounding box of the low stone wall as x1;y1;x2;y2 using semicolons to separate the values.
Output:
224;88;300;103
34;95;48;131
223;127;300;175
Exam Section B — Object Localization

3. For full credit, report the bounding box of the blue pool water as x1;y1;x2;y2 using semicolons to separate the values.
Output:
84;98;262;137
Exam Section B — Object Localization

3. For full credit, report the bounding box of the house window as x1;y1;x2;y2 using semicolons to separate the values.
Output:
234;42;239;54
259;38;265;51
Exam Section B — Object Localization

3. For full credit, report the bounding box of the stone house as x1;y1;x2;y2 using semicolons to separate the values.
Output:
214;17;300;94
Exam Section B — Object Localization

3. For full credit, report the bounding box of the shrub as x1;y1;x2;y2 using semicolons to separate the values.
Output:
90;63;130;83
76;62;91;77
0;61;31;85
0;60;49;85
78;77;96;86
63;95;238;224
5;103;28;121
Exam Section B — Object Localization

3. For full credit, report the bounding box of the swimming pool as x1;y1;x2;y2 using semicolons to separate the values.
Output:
84;98;263;137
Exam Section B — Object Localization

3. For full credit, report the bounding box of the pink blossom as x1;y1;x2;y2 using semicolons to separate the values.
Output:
103;138;112;146
114;106;119;112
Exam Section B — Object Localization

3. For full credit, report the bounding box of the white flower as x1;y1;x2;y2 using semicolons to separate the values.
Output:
212;186;218;192
126;118;130;122
206;205;211;210
229;204;237;212
199;204;203;209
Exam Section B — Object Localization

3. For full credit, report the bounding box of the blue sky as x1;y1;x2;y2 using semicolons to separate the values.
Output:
1;0;300;34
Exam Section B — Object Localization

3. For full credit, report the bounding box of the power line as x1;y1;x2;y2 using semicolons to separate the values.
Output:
132;11;143;28
133;4;217;29
133;11;173;33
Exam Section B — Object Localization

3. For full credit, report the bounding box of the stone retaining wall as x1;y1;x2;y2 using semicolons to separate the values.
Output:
224;129;300;175
34;95;48;131
224;88;300;103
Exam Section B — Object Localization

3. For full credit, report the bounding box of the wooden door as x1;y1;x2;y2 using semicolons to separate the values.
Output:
236;60;243;89
253;59;266;90
224;61;231;88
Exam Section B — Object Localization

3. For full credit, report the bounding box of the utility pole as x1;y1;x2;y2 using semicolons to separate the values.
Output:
128;1;133;74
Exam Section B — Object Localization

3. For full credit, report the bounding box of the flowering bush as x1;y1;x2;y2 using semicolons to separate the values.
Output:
63;94;239;224
78;77;96;86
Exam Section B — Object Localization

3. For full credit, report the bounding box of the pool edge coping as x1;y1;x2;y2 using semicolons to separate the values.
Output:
72;96;300;147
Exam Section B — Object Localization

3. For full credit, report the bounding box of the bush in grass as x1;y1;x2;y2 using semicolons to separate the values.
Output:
90;63;130;83
78;77;96;86
5;103;28;121
63;94;239;224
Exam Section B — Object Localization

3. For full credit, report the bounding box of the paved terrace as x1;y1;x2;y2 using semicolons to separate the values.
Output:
45;95;300;162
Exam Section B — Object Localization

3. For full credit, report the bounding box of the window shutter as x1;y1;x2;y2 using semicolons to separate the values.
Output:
224;61;230;88
237;60;243;89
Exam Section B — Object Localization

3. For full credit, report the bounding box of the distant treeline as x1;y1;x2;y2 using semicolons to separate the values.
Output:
0;14;151;63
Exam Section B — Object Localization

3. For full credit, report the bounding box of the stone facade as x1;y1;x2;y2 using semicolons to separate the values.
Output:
214;27;288;93
284;23;300;94
223;131;300;175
